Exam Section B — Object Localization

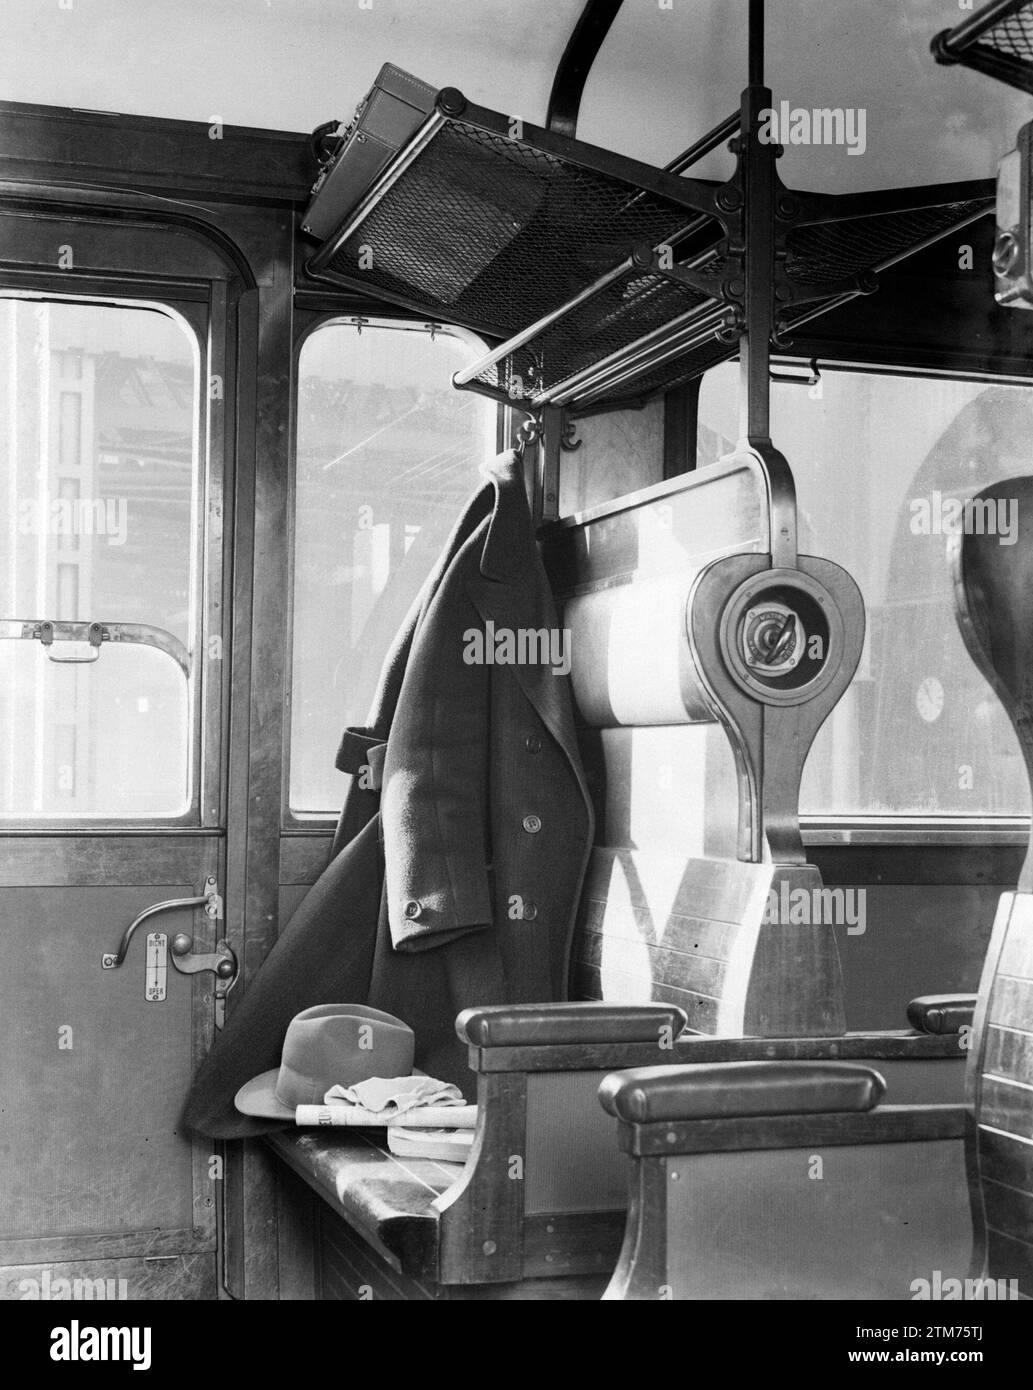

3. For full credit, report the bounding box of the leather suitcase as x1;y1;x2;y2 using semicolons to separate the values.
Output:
301;64;438;241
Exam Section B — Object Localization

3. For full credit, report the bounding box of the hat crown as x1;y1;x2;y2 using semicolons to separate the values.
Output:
273;1005;415;1109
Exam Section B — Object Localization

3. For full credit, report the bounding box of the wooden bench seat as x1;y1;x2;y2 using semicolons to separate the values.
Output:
266;1000;967;1299
267;1129;457;1285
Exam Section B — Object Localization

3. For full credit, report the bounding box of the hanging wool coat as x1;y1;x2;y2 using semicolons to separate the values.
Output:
182;451;594;1138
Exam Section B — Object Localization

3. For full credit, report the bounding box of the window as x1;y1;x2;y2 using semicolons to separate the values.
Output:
289;320;497;815
697;362;1033;820
0;297;202;818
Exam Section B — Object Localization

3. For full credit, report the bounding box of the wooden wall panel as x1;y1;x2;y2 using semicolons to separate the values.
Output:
664;1139;970;1301
0;1253;217;1301
0;887;199;1252
523;1071;629;1216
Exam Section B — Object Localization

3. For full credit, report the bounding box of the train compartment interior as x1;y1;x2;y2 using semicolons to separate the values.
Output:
1;0;1033;1324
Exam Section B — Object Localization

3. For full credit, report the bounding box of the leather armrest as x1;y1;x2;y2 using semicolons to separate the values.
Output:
456;1002;688;1048
598;1061;886;1124
906;994;976;1035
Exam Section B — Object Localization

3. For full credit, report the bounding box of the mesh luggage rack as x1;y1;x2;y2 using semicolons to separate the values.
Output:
933;0;1033;94
305;89;993;413
461;195;990;412
307;108;718;341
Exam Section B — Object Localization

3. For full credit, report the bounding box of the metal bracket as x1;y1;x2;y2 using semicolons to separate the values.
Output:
37;619;105;663
629;239;728;305
770;358;821;387
775;267;880;312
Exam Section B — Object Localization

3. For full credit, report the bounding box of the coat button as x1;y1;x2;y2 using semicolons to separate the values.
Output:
525;735;542;754
522;900;538;920
522;814;542;834
403;899;422;920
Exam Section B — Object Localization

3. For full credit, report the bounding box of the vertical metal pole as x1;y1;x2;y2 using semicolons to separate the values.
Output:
748;0;765;85
739;0;773;444
737;0;796;569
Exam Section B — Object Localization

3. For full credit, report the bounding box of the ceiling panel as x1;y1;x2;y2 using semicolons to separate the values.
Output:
582;0;1029;191
0;0;582;133
0;0;1027;194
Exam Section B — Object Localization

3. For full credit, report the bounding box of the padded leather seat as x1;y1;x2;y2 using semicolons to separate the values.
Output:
906;994;976;1035
456;1002;686;1047
599;1060;886;1123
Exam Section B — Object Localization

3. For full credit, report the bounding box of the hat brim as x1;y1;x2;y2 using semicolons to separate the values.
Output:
234;1069;296;1120
234;1065;428;1120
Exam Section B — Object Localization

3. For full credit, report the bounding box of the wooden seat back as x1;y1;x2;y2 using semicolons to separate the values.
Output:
543;450;865;1037
954;476;1033;1293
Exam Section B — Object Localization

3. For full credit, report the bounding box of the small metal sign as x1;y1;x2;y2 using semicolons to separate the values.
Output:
145;931;167;1002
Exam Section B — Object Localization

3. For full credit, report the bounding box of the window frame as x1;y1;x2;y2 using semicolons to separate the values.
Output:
0;283;221;829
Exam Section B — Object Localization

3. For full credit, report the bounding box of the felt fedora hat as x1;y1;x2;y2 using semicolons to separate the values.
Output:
234;1004;416;1120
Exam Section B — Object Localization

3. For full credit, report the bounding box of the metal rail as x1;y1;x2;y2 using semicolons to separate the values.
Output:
0;619;191;679
934;0;1029;56
932;0;1033;95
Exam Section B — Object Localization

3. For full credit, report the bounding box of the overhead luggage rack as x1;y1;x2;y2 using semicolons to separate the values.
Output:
934;0;1033;95
306;95;724;342
304;84;992;413
454;190;992;411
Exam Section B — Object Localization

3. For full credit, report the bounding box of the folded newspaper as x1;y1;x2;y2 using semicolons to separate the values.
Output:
387;1127;476;1163
294;1103;479;1129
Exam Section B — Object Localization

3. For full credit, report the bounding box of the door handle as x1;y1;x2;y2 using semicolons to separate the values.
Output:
102;877;239;1027
102;877;224;969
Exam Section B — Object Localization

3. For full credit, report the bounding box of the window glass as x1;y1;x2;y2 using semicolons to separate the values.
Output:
0;297;201;817
698;362;1033;819
289;322;496;814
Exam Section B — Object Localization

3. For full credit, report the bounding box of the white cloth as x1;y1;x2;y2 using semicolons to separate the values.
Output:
323;1074;465;1116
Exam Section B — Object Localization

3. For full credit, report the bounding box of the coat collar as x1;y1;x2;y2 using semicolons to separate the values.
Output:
477;451;536;585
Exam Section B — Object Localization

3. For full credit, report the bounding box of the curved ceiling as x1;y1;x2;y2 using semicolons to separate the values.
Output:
0;0;1029;192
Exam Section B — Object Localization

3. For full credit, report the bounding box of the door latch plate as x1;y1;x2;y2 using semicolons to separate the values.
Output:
145;931;168;1002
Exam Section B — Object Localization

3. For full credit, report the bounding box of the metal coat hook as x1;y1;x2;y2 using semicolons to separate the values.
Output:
515;413;544;455
559;414;582;452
